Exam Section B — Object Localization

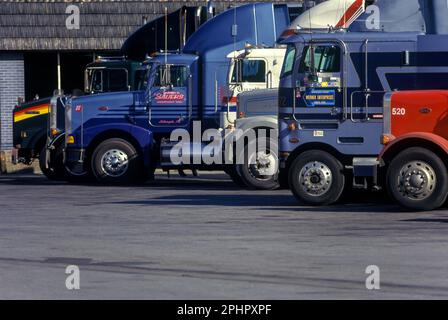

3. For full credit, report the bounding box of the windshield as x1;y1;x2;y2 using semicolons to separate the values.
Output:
153;65;189;87
135;68;149;91
280;44;296;78
231;59;266;83
86;68;129;93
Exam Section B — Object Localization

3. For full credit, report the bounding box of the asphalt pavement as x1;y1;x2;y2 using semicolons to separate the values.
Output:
0;172;447;299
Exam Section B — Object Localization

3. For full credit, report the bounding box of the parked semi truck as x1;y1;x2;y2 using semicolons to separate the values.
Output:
370;90;448;211
62;3;295;184
13;5;214;180
228;48;286;190
278;0;448;206
13;58;142;179
230;0;367;190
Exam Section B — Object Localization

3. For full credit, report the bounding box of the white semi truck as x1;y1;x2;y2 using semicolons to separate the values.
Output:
225;0;367;189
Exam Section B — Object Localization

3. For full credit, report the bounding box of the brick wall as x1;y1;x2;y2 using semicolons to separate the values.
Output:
0;53;24;151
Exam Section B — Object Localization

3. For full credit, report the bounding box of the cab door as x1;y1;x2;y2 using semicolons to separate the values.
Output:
149;64;192;128
295;44;344;122
226;58;269;127
293;42;384;156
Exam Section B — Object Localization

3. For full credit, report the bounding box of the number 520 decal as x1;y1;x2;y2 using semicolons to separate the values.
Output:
392;107;406;116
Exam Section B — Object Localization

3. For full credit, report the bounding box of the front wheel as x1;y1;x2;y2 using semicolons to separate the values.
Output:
237;138;280;190
224;166;246;188
39;145;66;181
91;138;143;185
387;147;448;211
289;150;345;206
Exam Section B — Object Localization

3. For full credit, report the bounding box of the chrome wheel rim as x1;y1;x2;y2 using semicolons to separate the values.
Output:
298;161;333;197
100;149;129;177
397;161;436;201
248;151;278;180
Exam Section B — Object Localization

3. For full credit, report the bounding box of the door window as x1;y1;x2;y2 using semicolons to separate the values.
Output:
299;45;341;73
154;65;189;88
231;59;266;83
90;69;103;92
280;44;296;78
135;68;149;91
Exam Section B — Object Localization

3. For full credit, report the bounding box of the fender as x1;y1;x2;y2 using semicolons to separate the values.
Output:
225;116;278;164
82;123;154;165
47;132;66;149
27;128;47;152
235;116;278;136
379;132;448;162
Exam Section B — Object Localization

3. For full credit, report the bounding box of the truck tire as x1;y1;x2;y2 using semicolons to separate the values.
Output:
387;147;448;211
224;166;246;188
237;138;280;190
289;150;345;206
91;138;143;185
278;169;289;190
39;145;66;181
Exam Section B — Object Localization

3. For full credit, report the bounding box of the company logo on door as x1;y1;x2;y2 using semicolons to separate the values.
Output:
154;91;186;104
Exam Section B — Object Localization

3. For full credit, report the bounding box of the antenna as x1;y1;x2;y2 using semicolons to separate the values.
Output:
233;5;237;55
308;2;312;28
335;0;343;29
181;7;187;48
344;0;347;28
164;6;168;67
232;5;238;83
307;1;317;78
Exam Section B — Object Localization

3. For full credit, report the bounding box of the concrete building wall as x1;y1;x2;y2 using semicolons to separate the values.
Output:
0;53;25;151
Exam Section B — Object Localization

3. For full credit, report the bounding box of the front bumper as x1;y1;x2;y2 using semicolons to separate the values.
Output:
64;148;87;175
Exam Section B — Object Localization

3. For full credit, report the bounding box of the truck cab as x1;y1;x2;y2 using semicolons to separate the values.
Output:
377;90;448;211
226;47;286;190
64;53;200;182
12;57;141;177
225;46;286;129
278;24;448;206
278;31;420;205
84;57;143;94
41;58;142;180
276;0;448;207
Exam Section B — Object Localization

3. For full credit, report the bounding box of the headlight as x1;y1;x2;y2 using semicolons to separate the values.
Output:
66;135;75;145
51;128;60;137
50;96;58;130
65;99;72;135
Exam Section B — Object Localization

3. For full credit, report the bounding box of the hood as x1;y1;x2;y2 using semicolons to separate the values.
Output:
71;91;135;110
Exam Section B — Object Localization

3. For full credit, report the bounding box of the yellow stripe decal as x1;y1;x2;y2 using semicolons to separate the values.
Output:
14;104;50;123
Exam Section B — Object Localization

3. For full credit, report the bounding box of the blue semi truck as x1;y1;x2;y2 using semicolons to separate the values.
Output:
62;3;294;184
278;0;448;206
42;5;217;181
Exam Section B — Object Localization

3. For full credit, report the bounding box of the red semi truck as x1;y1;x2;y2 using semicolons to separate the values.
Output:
378;90;448;211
